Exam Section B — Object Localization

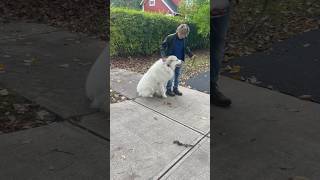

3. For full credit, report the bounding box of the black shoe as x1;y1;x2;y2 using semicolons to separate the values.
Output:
212;89;231;107
166;90;175;96
173;88;183;96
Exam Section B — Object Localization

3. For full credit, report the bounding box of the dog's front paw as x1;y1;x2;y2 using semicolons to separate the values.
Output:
162;94;167;98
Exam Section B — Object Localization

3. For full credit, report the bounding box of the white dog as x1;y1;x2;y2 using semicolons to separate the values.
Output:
85;45;107;112
137;55;182;98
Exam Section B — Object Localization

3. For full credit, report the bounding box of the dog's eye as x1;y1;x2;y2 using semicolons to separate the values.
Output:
167;64;170;67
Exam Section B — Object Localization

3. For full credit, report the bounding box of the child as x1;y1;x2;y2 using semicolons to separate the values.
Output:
160;24;196;96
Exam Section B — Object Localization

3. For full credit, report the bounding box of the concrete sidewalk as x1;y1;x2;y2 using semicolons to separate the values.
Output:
0;22;209;179
5;21;320;180
0;22;107;137
213;76;320;180
0;22;108;179
0;122;108;179
110;69;210;179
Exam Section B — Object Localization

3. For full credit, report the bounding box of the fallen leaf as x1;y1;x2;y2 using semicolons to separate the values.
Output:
78;62;91;66
59;64;69;68
229;65;241;74
23;58;37;66
288;176;310;180
303;43;310;47
267;85;273;90
0;89;9;96
8;115;16;122
0;64;5;72
37;110;50;120
66;38;75;41
21;139;32;144
13;104;28;114
22;125;33;129
230;74;242;80
225;65;232;71
23;60;33;63
248;76;261;84
299;95;313;101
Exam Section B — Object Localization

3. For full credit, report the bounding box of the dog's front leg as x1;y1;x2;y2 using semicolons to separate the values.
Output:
160;84;167;98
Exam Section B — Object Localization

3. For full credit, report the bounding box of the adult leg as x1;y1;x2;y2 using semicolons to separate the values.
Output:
211;10;232;107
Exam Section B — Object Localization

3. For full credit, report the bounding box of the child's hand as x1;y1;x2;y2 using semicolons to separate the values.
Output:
162;57;167;62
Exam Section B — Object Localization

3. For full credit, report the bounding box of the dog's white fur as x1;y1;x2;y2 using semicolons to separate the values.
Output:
85;45;107;112
137;55;182;98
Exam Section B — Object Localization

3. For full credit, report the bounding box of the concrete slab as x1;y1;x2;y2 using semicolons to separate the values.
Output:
76;112;108;139
110;69;210;135
164;137;210;180
213;76;320;180
0;122;108;180
135;87;210;135
0;26;106;118
110;100;203;179
0;22;58;41
110;68;142;99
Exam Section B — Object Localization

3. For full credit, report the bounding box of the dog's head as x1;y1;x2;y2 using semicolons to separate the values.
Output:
164;55;182;70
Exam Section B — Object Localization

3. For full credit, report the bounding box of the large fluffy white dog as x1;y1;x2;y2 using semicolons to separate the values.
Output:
137;55;182;98
85;45;107;112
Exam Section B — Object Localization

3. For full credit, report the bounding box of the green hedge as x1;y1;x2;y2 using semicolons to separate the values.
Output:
111;7;209;57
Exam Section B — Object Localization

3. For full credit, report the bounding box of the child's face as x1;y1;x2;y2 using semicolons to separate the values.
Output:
177;32;187;39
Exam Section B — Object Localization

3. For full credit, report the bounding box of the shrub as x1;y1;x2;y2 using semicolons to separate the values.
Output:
111;7;209;57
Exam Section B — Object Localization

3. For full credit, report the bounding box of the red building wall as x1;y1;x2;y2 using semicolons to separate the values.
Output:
143;0;173;14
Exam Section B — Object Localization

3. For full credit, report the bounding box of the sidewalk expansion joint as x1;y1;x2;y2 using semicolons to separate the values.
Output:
132;100;207;136
67;119;109;142
155;132;209;179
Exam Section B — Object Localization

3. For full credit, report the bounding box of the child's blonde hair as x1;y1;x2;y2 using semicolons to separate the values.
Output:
176;24;190;37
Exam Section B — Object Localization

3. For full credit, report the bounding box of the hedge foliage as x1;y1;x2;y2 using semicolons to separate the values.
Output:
111;7;209;57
